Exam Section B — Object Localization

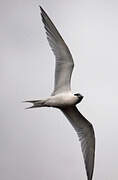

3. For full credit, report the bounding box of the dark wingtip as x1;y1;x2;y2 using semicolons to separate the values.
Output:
39;5;44;13
39;5;42;9
39;5;48;19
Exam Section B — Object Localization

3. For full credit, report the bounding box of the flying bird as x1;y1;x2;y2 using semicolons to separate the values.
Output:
24;6;95;180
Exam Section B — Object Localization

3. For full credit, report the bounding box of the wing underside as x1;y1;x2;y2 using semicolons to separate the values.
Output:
40;7;74;95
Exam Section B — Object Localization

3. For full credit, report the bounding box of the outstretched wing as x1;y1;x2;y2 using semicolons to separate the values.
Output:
61;106;95;180
40;7;74;95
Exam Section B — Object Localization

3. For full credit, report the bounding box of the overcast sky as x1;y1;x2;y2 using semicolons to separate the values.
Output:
1;0;118;180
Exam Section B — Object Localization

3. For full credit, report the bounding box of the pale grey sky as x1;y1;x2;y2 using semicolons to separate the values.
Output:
1;0;118;180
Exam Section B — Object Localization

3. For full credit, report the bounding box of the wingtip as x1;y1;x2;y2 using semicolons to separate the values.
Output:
39;5;42;9
39;5;44;13
39;5;49;19
39;5;41;9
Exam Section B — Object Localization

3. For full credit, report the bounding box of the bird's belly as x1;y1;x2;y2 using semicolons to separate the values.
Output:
46;94;78;108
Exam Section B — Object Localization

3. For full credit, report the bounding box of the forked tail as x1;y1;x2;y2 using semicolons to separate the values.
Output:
23;100;46;109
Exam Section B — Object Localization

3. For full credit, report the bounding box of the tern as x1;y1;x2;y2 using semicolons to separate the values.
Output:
24;6;95;180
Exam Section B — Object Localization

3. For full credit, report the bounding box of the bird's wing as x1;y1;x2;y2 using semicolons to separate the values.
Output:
61;106;95;180
40;7;74;95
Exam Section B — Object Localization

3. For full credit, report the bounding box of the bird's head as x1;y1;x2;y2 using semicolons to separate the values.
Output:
74;93;84;103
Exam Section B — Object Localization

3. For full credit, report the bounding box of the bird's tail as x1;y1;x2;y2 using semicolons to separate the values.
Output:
23;100;46;109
